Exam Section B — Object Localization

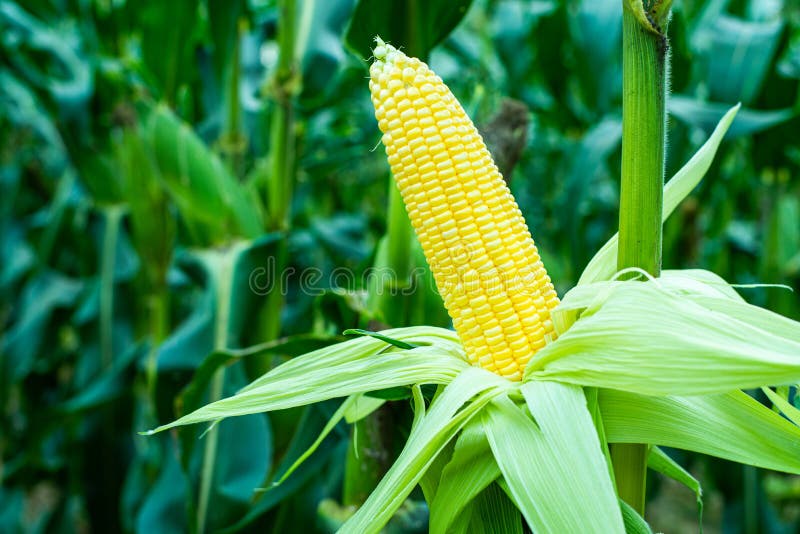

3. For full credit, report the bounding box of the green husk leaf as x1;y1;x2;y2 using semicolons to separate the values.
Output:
145;339;468;434
660;269;745;301
648;447;703;524
364;386;412;401
483;383;624;533
624;0;656;33
579;104;740;286
688;292;800;346
469;483;524;534
762;387;800;427
409;384;426;434
624;1;672;35
271;396;355;486
240;326;463;394
448;510;473;534
341;367;510;534
429;419;500;534
418;431;454;505
528;278;800;395
619;499;653;534
344;394;386;424
600;389;800;474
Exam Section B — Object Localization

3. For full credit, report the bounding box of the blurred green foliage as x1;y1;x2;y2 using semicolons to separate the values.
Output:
1;0;798;532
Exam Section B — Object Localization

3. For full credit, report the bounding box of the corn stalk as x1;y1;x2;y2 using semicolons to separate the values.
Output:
611;0;671;515
266;0;298;232
99;205;124;368
195;248;237;534
249;0;300;377
220;18;247;178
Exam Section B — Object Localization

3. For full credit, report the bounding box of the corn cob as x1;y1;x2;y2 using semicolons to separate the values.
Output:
369;38;559;381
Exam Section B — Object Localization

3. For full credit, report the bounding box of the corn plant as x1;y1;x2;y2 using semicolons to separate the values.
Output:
4;0;797;531
148;2;800;530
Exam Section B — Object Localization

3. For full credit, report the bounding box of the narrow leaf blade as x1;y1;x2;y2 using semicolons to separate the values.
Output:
147;347;467;433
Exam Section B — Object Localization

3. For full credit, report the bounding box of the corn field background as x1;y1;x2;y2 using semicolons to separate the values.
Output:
2;0;800;532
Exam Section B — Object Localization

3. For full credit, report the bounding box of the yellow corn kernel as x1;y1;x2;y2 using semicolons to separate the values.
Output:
369;38;559;381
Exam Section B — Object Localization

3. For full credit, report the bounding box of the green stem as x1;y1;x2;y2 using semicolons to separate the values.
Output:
611;3;668;516
221;18;246;178
248;238;288;378
249;0;298;376
743;464;759;534
144;289;169;411
197;251;235;534
267;0;297;231
38;171;75;269
343;414;391;507
97;205;125;531
617;7;666;277
100;205;124;368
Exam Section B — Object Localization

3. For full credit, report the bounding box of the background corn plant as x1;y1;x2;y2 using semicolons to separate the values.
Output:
1;0;799;532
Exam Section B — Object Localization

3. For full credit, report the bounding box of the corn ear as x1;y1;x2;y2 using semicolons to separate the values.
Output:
369;38;558;380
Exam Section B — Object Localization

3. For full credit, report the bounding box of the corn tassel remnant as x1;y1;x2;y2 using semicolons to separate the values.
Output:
369;38;559;380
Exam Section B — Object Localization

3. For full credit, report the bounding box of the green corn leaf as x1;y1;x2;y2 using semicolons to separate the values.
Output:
623;0;656;33
344;0;474;60
341;367;510;534
647;447;703;524
579;104;739;286
556;268;786;334
624;0;671;34
429;419;500;534
343;328;423;349
483;383;624;533
528;279;800;395
146;344;468;434
703;16;784;105
669;97;793;137
600;389;800;474
219;408;347;533
141;103;264;244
